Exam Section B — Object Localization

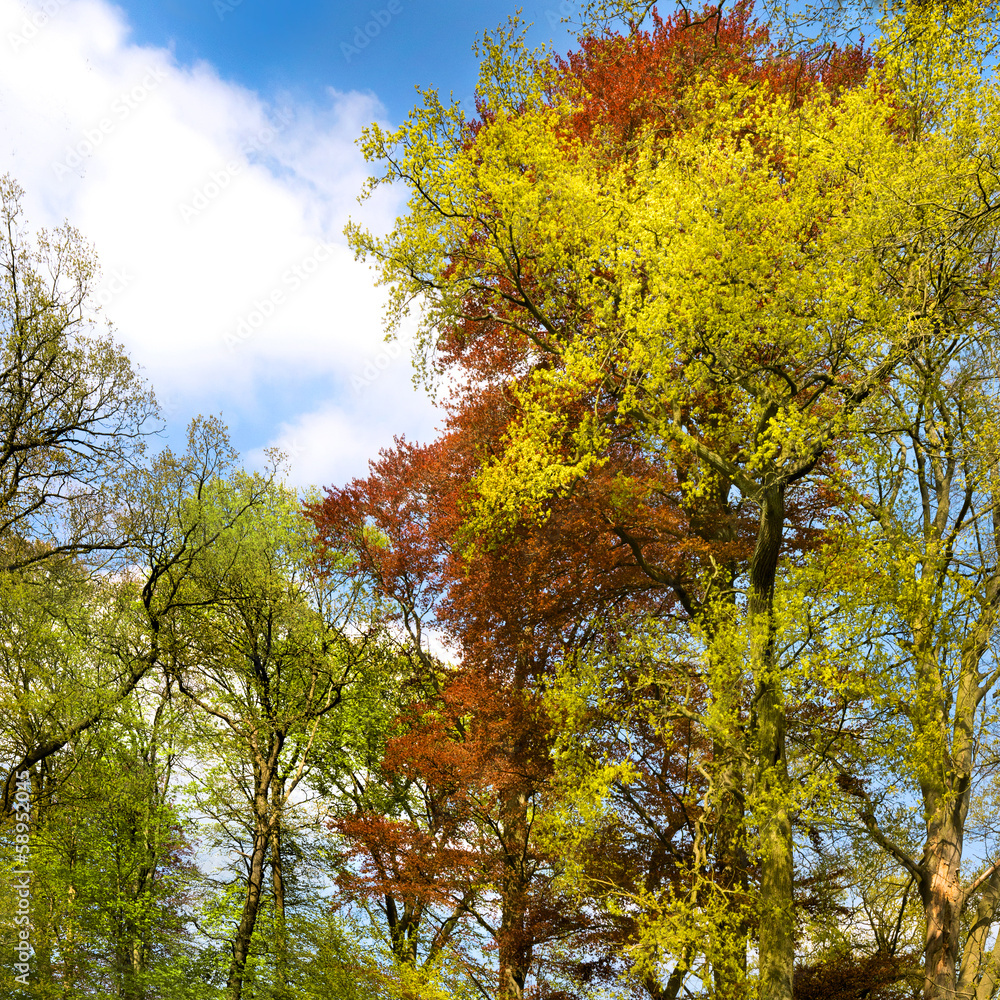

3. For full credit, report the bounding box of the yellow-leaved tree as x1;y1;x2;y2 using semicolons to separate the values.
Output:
345;3;1000;998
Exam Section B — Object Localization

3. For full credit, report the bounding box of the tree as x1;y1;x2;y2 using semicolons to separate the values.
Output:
0;417;264;819
165;473;374;1000
0;174;157;573
310;409;734;999
0;174;247;823
311;395;749;996
0;419;291;1000
831;313;1000;1000
0;680;198;1000
311;439;564;1000
785;5;1000;998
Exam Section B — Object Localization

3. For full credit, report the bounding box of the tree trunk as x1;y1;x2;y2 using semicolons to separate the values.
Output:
270;775;288;996
919;812;964;1000
911;629;977;1000
713;754;749;998
698;474;748;998
756;697;794;1000
117;809;154;1000
498;658;534;1000
498;858;533;1000
958;868;1000;1000
497;766;534;999
228;781;272;1000
749;486;794;1000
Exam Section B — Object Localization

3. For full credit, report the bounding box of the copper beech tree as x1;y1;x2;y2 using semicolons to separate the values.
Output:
309;415;677;998
310;319;875;1000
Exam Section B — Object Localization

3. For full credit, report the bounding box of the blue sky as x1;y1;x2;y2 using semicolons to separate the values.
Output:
117;0;577;120
0;0;577;489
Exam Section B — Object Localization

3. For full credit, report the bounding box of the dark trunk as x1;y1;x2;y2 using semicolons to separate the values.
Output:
713;753;749;997
750;486;794;1000
270;775;288;995
498;658;535;1000
228;775;272;1000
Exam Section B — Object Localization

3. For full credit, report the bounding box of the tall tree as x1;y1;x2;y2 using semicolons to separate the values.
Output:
833;327;1000;1000
0;174;157;573
166;473;373;1000
0;417;263;818
0;682;197;1000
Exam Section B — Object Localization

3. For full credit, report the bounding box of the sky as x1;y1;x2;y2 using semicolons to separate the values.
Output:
0;0;578;490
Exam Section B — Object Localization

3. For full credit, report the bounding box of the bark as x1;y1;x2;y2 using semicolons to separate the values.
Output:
916;747;973;1000
497;658;535;1000
228;827;268;1000
702;472;750;997
228;826;268;1000
228;758;276;1000
957;867;1000;1000
498;881;533;1000
750;485;794;1000
386;893;423;964
712;755;749;997
647;961;688;1000
911;567;998;1000
497;851;533;1000
269;785;288;997
917;780;966;998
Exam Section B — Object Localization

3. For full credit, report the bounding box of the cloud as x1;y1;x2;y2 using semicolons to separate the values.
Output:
248;344;440;491
0;0;437;484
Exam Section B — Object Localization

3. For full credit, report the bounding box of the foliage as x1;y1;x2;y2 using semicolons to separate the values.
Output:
4;3;1000;1000
340;3;1000;1000
0;174;158;573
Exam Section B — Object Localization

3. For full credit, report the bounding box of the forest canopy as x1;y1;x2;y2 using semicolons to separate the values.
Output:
3;2;1000;1000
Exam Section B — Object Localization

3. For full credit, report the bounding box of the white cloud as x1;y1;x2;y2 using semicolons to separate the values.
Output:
250;341;440;490
0;0;437;485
